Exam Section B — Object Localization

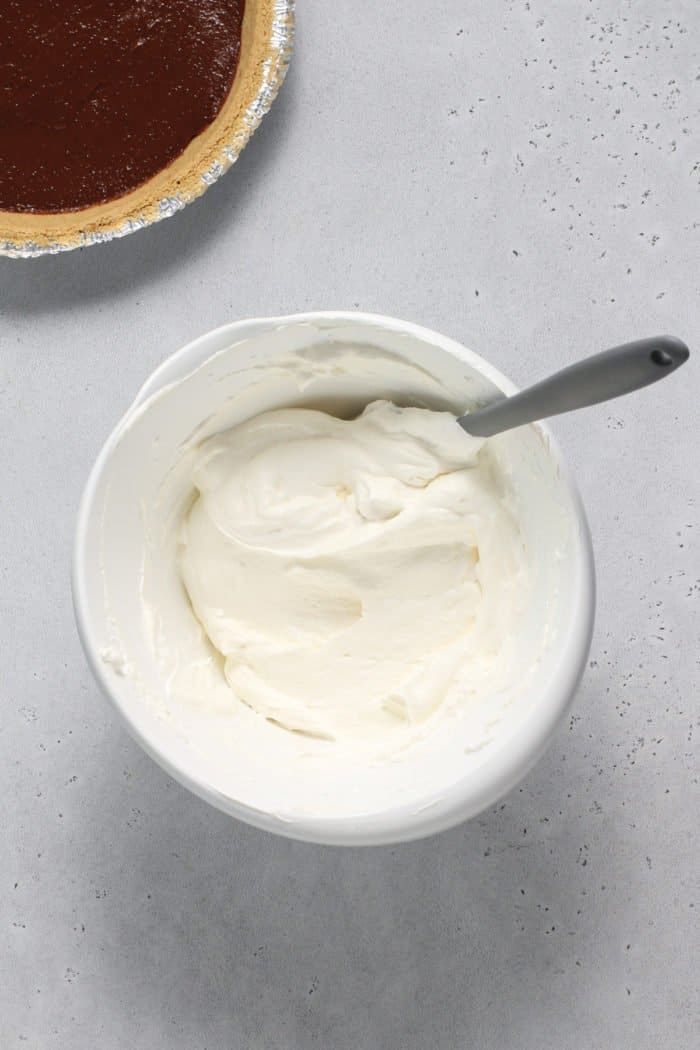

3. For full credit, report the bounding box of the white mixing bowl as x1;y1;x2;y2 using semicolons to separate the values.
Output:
73;312;595;845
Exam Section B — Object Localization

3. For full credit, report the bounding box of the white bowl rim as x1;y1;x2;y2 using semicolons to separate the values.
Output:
73;311;595;846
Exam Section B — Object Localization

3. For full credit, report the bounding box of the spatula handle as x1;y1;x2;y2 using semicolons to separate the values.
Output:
458;336;690;438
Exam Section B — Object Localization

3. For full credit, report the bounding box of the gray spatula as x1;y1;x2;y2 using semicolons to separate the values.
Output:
458;335;689;438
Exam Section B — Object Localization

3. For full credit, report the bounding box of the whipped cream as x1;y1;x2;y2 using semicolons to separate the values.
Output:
94;327;573;822
178;400;528;747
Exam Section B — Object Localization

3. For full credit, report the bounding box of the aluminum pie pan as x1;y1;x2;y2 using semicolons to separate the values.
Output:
0;0;294;259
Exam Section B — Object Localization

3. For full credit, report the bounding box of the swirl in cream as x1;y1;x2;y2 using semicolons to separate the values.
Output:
179;400;527;745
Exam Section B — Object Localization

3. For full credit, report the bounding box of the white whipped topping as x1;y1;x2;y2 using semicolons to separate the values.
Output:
178;399;528;747
94;328;575;822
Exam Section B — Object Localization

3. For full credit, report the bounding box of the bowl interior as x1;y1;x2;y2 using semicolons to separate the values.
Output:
75;314;593;843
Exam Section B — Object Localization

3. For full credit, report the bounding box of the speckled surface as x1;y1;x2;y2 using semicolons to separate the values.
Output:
1;1;698;1046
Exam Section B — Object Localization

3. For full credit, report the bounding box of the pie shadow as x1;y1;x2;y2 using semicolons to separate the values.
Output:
0;62;298;318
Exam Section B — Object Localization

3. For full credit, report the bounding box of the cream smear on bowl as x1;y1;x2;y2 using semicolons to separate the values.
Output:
87;319;579;826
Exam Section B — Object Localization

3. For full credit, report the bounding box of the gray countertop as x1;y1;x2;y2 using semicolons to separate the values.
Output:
2;2;698;1047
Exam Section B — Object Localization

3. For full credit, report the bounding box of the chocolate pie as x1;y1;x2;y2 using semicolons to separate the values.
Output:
0;0;293;254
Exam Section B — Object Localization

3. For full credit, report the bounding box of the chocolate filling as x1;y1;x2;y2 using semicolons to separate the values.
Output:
0;0;245;213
